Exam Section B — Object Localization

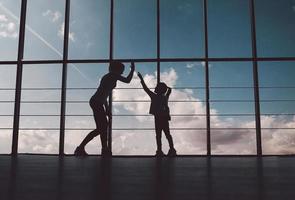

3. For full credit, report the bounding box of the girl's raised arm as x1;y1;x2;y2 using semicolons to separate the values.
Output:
138;72;154;98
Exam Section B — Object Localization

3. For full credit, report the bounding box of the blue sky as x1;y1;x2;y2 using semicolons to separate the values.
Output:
0;0;295;155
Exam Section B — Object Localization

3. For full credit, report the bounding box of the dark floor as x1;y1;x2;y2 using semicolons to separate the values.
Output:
0;155;295;200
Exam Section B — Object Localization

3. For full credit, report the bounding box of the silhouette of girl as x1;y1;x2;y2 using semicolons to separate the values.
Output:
75;61;135;156
138;72;177;157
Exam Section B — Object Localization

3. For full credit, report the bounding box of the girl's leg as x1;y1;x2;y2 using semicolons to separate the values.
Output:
156;128;162;151
155;117;163;152
163;121;175;149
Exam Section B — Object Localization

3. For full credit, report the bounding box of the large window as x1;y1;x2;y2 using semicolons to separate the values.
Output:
1;0;295;155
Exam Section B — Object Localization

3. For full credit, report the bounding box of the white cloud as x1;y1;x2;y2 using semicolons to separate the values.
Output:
0;14;18;38
42;10;76;43
0;131;12;153
18;130;59;154
58;22;75;42
185;62;211;69
0;14;8;22
186;63;196;69
42;10;61;23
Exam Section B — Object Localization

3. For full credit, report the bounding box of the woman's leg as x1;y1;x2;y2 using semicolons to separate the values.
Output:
78;106;101;148
79;129;100;148
98;112;108;150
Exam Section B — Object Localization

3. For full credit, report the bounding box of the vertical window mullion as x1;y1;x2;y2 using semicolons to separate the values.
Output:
108;0;114;152
249;0;262;156
12;0;28;156
204;0;211;156
157;0;160;83
59;0;71;155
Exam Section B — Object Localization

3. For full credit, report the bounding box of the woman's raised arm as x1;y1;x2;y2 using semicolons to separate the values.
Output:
117;62;135;83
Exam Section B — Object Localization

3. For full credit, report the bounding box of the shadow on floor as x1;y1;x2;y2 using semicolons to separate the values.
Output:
0;155;295;200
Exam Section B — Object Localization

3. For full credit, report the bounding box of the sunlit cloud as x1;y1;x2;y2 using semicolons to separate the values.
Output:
186;63;197;69
0;13;18;38
42;9;76;43
0;14;8;21
18;130;59;154
42;9;61;23
185;62;210;69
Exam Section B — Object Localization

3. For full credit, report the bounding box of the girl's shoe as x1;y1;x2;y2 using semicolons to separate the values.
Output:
155;150;165;157
167;148;177;157
74;146;88;157
101;148;112;157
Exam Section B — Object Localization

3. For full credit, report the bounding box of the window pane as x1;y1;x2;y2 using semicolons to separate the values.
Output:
160;0;204;58
114;0;156;59
19;64;62;154
160;62;206;154
24;0;65;60
69;0;110;59
0;65;16;153
112;63;157;155
255;0;295;57
259;61;295;154
0;63;14;157
65;63;108;154
0;0;21;60
208;0;252;57
0;65;16;90
210;62;256;154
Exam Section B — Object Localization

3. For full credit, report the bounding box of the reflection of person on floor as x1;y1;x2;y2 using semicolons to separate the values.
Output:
137;72;177;157
75;61;135;157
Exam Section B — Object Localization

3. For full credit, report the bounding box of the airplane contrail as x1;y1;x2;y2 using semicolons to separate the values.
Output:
0;3;93;84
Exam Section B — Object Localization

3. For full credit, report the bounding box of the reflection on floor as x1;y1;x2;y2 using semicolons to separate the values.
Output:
0;155;295;200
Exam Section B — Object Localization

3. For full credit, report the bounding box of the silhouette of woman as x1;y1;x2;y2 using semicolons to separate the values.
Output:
75;61;135;157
